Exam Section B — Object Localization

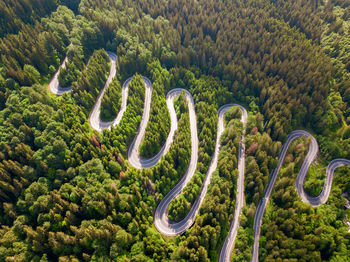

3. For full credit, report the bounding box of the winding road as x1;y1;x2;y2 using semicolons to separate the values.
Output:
251;131;350;262
49;51;350;262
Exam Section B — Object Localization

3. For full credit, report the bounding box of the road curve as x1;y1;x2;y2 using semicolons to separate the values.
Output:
154;104;248;237
251;130;350;262
49;51;350;262
127;87;180;169
48;56;72;95
153;89;199;235
219;104;248;262
88;51;126;132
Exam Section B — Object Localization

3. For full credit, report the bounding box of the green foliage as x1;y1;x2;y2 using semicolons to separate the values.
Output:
224;107;242;125
59;0;80;13
321;2;350;125
168;73;221;221
0;4;74;86
72;49;110;115
103;74;145;155
173;115;242;261
0;0;57;37
149;90;192;199
100;77;122;122
58;54;84;88
166;91;192;221
232;113;280;260
23;65;41;85
139;60;170;158
258;138;350;261
303;164;326;197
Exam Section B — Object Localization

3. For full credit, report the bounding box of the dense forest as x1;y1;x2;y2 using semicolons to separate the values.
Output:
0;0;350;261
